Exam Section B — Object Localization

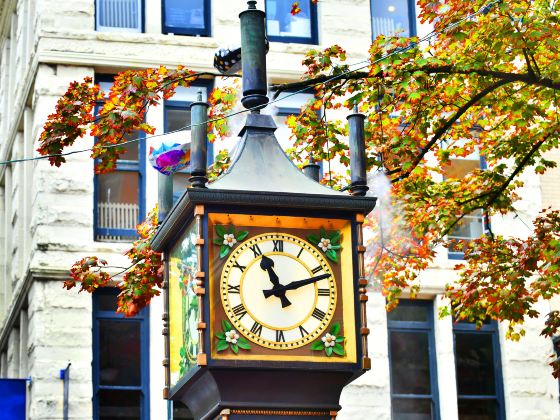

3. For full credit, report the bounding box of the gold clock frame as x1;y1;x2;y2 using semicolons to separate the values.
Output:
209;212;357;364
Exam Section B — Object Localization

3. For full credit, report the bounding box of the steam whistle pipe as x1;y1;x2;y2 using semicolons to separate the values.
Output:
189;91;209;188
347;107;369;196
239;1;269;111
157;172;173;222
303;155;321;182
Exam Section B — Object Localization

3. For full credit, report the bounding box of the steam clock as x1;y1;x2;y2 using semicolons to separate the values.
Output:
151;2;376;419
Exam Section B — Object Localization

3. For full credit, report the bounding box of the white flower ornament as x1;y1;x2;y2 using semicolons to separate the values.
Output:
318;237;332;252
321;333;336;347
223;233;237;248
225;329;239;344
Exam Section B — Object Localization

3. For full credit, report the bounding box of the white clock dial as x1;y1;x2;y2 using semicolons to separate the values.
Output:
220;232;337;350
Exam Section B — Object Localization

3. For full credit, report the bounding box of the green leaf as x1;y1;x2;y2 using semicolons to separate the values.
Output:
452;32;467;42
216;340;229;351
236;230;249;241
326;346;333;356
330;322;340;335
320;227;327;239
307;234;320;244
222;319;232;332
179;347;186;357
215;225;226;237
214;237;224;246
336;336;344;343
311;341;325;351
220;245;230;258
326;249;338;263
228;225;234;234
216;332;225;340
333;343;345;356
330;244;341;250
237;337;251;349
330;231;340;243
231;343;239;354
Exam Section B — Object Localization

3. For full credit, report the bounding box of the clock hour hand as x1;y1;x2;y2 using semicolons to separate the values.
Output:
263;274;331;298
260;255;291;308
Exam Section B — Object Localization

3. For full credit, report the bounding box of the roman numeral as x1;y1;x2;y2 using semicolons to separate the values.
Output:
312;266;323;274
296;247;303;259
312;308;326;321
232;304;247;319
298;325;309;338
275;330;286;342
250;321;263;337
318;288;330;296
250;244;262;257
228;284;240;294
273;240;284;252
233;261;246;272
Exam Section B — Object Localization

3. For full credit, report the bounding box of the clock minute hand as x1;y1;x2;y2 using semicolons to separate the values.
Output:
263;274;331;298
259;255;291;308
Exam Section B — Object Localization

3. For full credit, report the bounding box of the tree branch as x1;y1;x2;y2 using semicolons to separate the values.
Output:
388;79;511;181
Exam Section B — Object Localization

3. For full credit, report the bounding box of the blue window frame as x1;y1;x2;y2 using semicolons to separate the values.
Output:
387;300;440;420
266;0;318;44
162;0;211;36
163;81;213;202
370;0;416;39
92;288;150;419
453;319;505;420
96;0;143;33
94;76;146;242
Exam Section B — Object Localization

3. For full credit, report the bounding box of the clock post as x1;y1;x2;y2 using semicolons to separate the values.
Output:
151;2;376;419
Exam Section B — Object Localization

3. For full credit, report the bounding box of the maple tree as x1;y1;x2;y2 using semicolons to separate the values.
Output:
38;0;560;374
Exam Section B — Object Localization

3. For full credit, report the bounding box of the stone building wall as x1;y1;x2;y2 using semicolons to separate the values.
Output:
0;0;558;419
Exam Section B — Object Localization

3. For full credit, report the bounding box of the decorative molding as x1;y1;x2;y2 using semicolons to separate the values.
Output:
195;208;207;365
162;251;171;397
220;408;338;417
355;215;371;370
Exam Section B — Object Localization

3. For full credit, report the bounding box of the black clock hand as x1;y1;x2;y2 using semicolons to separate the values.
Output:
263;274;330;298
259;255;291;308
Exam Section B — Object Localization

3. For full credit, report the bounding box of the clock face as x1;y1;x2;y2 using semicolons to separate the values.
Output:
220;232;337;350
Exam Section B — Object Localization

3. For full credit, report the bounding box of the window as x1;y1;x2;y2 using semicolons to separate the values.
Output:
92;288;150;420
553;336;560;401
453;319;505;420
387;300;440;420
162;0;211;36
266;0;318;44
443;147;488;259
96;0;143;32
94;77;146;242
370;0;416;39
163;82;213;201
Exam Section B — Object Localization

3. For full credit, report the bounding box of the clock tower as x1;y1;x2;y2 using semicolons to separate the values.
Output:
151;2;376;419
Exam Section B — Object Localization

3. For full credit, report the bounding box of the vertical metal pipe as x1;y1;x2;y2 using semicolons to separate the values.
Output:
189;91;209;188
158;172;173;222
239;1;269;110
347;107;369;196
303;154;321;182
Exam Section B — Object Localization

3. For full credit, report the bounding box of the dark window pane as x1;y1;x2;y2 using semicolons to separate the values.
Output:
98;171;139;205
392;398;432;420
165;0;206;30
455;333;496;395
173;172;191;195
371;0;412;38
390;331;431;394
266;0;312;39
98;389;141;419
99;321;141;385
166;108;191;132
97;291;118;312
458;399;497;420
119;134;139;161
388;303;429;322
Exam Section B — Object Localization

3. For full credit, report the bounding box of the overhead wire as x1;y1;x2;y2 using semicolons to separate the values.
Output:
0;0;501;167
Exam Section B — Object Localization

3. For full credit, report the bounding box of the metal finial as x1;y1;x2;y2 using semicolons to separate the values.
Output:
197;90;203;102
347;108;369;196
247;0;257;9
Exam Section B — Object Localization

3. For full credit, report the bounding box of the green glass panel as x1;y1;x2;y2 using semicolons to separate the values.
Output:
169;221;199;386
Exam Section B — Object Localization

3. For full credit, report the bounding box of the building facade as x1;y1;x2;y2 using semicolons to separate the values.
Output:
0;0;558;419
